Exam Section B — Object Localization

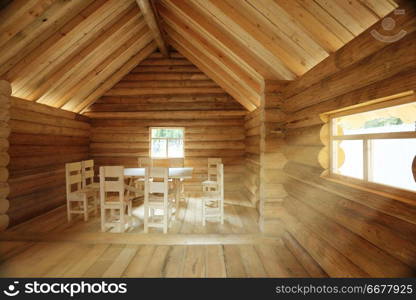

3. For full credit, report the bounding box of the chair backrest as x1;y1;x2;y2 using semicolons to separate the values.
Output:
99;166;125;204
138;157;153;168
208;158;222;181
81;160;95;188
169;158;184;167
65;162;82;198
145;167;169;195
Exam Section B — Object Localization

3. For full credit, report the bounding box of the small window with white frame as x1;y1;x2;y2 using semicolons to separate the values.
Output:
150;127;184;158
329;96;416;192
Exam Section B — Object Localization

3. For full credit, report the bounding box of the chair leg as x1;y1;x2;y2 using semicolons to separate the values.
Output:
101;207;106;232
94;194;98;216
67;201;71;222
163;204;168;234
202;199;206;226
220;202;224;225
83;197;88;222
144;205;149;233
128;201;132;227
120;206;125;233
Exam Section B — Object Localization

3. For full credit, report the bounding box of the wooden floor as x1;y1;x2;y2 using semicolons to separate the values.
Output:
0;196;310;277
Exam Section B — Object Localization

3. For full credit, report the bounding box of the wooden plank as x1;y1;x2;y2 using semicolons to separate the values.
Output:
84;110;246;119
76;41;158;113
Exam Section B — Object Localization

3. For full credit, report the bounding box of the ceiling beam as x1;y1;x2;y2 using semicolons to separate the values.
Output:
136;0;169;57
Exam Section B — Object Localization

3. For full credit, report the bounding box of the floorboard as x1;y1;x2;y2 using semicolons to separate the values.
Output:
0;196;310;278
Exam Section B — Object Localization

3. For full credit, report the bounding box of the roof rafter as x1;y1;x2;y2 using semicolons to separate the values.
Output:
136;0;169;57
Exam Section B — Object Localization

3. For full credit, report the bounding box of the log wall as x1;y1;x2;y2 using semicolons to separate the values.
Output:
86;52;247;197
8;97;90;226
279;3;416;277
0;80;11;231
243;109;261;208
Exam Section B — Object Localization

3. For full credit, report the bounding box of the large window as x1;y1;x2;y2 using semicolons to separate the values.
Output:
150;128;184;158
329;98;416;192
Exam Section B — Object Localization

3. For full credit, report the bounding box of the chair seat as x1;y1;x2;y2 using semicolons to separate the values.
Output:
85;182;100;190
202;180;217;185
68;188;96;200
102;195;131;206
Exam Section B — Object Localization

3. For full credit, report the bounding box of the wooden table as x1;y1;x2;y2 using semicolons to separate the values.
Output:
124;167;193;179
124;168;193;206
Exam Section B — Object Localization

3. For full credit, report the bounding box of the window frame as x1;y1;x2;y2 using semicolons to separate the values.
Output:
149;127;185;159
327;94;416;195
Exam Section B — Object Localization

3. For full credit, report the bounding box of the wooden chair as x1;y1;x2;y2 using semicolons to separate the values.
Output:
133;157;153;197
99;166;133;233
81;160;100;206
169;158;186;205
202;163;224;225
66;162;97;222
202;158;222;192
144;167;175;234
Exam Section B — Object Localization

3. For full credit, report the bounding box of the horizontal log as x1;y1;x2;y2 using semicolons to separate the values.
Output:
104;87;225;96
0;153;10;167
148;52;184;58
8;170;64;198
0;80;11;96
11;97;89;122
0;127;10;139
0;168;8;182
0;138;9;151
91;119;244;127
8;153;88;171
0;183;9;198
9;145;89;157
0;110;9;122
0;214;9;231
283;145;324;169
285;69;416;129
88;102;243;112
279;209;369;277
91;124;245;135
285;194;414;277
114;80;217;88
11;107;90;130
140;58;193;66
0;199;9;214
283;161;416;226
91;132;244;143
85;110;246;119
95;94;233;104
282;231;328;277
283;33;416;112
123;73;210;81
281;2;416;100
9;133;89;146
285;124;324;146
284;178;416;267
10;120;90;137
132;65;201;73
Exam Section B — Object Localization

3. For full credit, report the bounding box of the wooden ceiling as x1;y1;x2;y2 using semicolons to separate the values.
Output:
0;0;157;113
0;0;398;113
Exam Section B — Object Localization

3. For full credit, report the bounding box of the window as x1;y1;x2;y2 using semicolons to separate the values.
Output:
150;128;184;158
329;98;416;192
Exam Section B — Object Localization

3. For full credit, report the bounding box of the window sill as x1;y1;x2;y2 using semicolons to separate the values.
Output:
321;173;416;206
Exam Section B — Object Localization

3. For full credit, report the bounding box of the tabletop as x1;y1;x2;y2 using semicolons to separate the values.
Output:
124;167;193;179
